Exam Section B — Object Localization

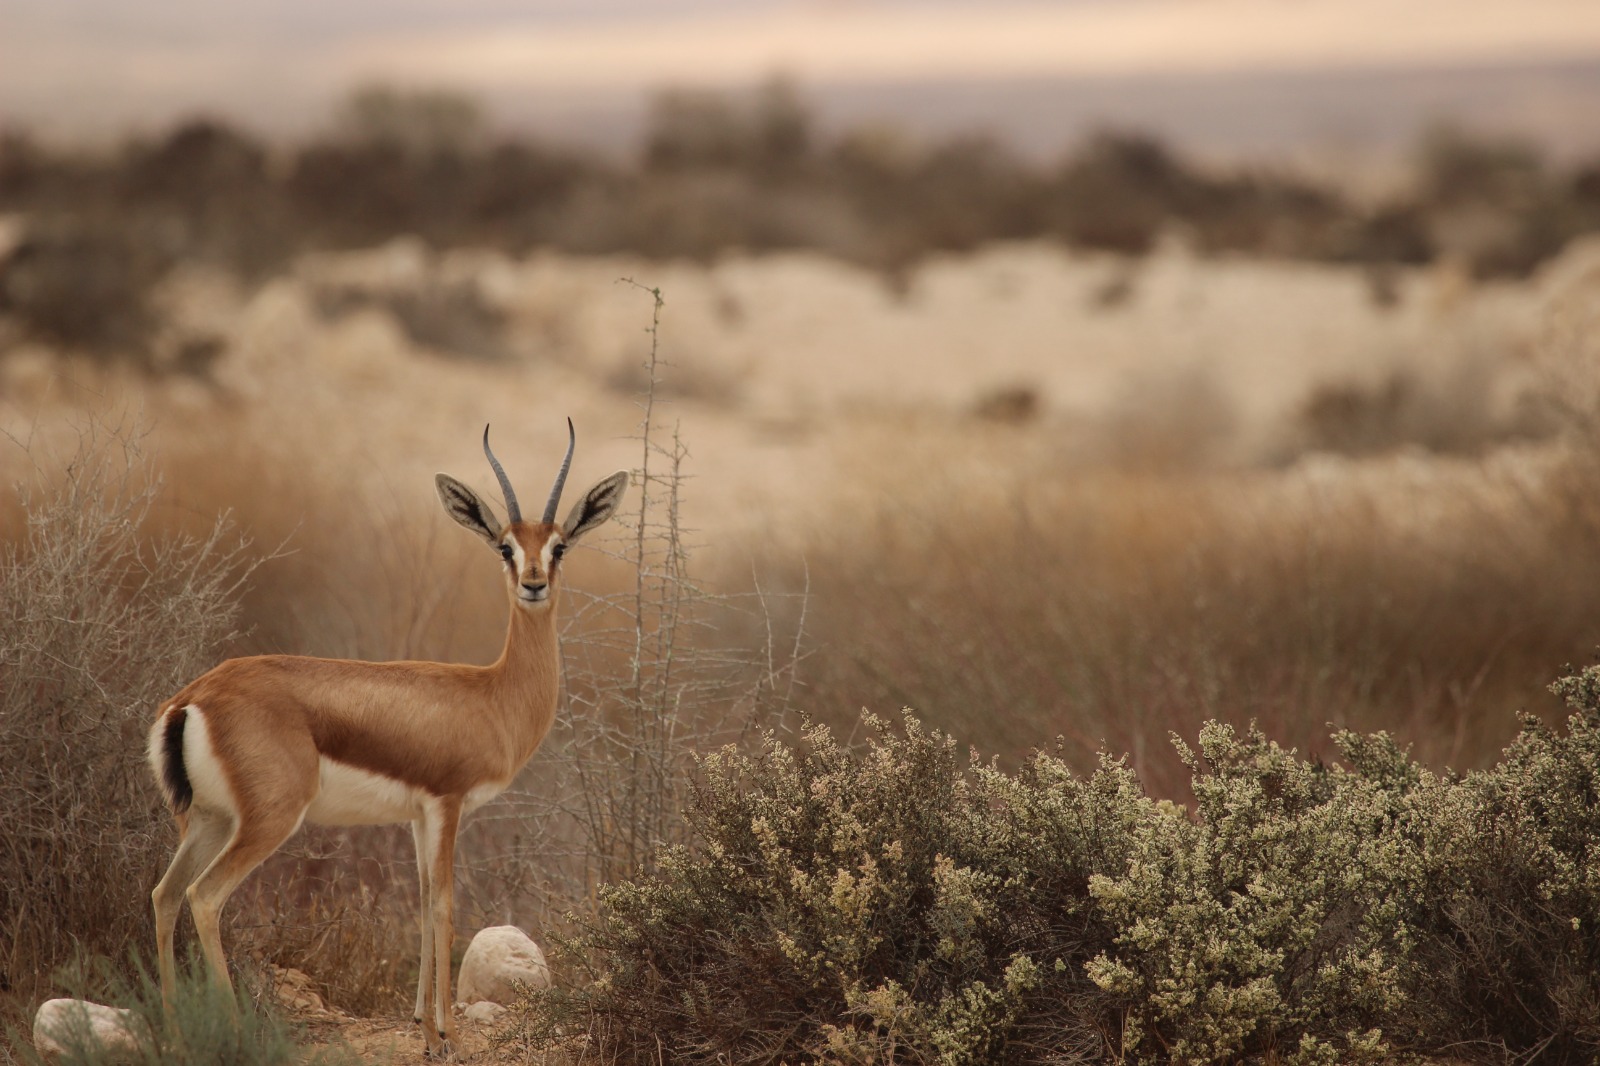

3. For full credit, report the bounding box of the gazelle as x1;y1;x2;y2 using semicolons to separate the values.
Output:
146;422;628;1059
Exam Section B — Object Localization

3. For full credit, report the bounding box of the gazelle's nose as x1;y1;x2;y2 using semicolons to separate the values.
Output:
518;581;549;603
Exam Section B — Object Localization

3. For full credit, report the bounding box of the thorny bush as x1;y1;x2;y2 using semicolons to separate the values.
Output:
0;419;258;1005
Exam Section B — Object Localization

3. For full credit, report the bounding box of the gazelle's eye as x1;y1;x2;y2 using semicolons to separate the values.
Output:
551;543;567;562
499;543;514;561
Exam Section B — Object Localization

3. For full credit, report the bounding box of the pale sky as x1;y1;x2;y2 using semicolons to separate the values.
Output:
4;0;1600;150
339;0;1600;88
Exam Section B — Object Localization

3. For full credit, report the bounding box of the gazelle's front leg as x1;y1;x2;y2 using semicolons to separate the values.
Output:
419;799;463;1059
411;818;433;1026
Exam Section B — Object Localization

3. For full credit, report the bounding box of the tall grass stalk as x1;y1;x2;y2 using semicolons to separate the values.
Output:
464;280;805;920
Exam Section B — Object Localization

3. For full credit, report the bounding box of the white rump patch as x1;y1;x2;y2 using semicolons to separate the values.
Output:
306;758;427;826
145;705;173;792
180;706;236;816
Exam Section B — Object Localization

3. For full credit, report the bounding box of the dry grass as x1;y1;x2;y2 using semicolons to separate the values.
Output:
735;441;1600;797
3;291;808;1020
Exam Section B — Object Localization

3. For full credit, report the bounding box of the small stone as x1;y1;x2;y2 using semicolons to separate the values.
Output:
33;998;141;1061
463;1000;506;1024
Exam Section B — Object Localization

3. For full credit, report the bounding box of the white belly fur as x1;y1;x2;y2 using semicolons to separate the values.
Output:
463;778;509;816
306;758;427;826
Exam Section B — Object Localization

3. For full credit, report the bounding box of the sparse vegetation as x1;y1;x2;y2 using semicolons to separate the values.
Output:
19;959;355;1066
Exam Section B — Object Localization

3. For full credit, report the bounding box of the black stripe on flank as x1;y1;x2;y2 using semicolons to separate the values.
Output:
161;707;193;815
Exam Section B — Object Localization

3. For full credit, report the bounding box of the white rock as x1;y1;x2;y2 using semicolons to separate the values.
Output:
33;998;141;1060
455;925;550;1006
462;1000;506;1024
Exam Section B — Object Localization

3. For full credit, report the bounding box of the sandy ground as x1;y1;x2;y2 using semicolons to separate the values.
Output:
310;1013;511;1065
267;965;519;1065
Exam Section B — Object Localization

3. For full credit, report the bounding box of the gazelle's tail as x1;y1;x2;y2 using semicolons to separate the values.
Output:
147;704;193;815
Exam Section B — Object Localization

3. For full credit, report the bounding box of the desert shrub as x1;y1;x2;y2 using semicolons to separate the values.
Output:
284;86;493;249
1185;173;1347;259
830;134;1048;265
311;270;509;359
1288;361;1553;459
1044;132;1189;253
509;679;1600;1065
116;120;296;280
1086;723;1406;1064
1390;674;1600;1063
286;85;597;252
332;84;485;159
505;713;1143;1064
285;141;478;248
644;79;814;183
1045;133;1352;260
0;418;258;1002
547;171;856;261
1330;202;1437;267
0;217;167;354
1410;126;1600;278
1091;705;1600;1063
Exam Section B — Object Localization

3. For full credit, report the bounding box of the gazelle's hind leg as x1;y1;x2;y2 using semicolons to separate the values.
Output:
152;809;233;1008
411;818;433;1025
185;805;307;1001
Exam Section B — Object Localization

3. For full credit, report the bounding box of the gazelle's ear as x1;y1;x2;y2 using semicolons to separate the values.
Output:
562;471;630;543
435;473;503;545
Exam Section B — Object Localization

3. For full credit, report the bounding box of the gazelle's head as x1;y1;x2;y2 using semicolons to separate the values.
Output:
436;421;629;610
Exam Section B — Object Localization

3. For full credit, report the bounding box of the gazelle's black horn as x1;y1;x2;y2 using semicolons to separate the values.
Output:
482;424;521;525
542;418;576;523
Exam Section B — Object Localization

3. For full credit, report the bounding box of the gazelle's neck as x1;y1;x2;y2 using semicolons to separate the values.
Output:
487;596;563;758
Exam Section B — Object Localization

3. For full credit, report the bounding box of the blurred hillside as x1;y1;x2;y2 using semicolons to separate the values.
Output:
4;84;1600;372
